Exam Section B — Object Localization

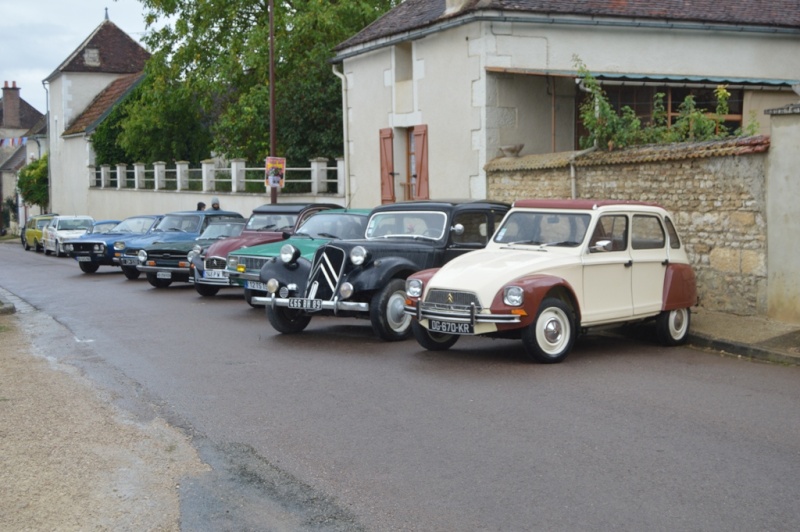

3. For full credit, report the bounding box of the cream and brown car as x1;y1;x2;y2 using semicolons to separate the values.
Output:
404;199;697;363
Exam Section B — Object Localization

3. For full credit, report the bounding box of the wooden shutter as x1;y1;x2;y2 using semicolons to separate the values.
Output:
413;125;429;199
379;128;395;204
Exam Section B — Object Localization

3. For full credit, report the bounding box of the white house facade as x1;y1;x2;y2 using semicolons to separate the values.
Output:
333;0;800;208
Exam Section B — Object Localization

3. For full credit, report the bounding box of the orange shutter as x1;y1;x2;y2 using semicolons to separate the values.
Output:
413;125;429;199
379;128;395;204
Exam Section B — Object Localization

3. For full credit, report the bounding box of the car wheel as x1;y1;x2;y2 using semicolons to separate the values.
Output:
655;307;690;346
44;244;52;256
411;321;459;351
79;262;100;274
23;237;30;250
146;273;172;288
244;289;264;307
266;305;311;334
55;240;63;257
34;239;41;252
521;297;576;363
195;283;220;297
122;266;140;280
370;278;413;341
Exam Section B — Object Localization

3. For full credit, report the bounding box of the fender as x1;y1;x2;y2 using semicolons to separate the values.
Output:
662;263;697;310
345;256;420;294
259;257;313;290
489;274;580;330
405;268;442;305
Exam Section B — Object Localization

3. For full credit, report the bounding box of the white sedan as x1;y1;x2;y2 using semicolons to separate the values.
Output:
404;199;698;363
43;215;95;257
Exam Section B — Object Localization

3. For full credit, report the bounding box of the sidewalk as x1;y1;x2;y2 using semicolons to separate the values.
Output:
1;290;797;365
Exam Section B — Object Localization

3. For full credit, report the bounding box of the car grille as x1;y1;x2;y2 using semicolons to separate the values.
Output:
147;251;183;265
423;289;482;312
238;256;269;272
205;257;227;270
305;246;346;300
71;242;101;252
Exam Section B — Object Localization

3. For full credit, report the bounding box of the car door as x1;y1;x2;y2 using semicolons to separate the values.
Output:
629;214;669;316
443;210;494;263
581;214;633;324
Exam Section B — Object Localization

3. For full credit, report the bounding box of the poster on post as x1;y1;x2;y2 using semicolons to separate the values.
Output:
266;157;286;188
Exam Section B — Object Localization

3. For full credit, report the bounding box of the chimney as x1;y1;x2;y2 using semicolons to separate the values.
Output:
2;81;21;128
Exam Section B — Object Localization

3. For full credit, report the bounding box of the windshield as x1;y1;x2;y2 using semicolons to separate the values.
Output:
155;214;201;233
57;218;93;231
295;213;367;239
112;217;155;234
89;222;118;234
199;222;244;239
245;213;298;231
365;211;447;240
494;211;591;247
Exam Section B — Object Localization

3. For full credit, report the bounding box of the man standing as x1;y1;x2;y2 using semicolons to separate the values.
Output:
197;202;206;211
210;197;221;211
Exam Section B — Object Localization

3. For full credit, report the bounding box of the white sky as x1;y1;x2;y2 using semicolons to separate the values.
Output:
0;0;150;114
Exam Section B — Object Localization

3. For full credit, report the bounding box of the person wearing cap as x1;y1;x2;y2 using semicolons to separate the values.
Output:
210;197;221;211
197;202;206;211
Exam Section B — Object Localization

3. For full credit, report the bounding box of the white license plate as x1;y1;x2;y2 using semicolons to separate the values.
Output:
121;258;137;265
288;298;322;310
157;271;172;279
429;319;473;335
203;270;228;279
245;281;267;291
77;256;91;262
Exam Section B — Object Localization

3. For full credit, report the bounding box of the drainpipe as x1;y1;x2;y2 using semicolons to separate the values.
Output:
332;64;351;207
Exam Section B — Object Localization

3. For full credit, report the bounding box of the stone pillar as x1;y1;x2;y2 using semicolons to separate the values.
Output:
310;157;329;195
134;163;146;189
154;161;166;190
116;164;128;189
230;159;246;193
176;161;189;191
100;165;111;188
201;160;216;192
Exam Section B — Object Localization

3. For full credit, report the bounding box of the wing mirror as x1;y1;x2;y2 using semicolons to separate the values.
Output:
590;239;612;253
451;223;464;235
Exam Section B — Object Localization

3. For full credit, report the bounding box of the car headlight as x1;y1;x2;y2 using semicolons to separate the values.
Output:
350;246;368;266
339;282;354;299
227;256;239;269
503;286;524;306
94;244;105;253
266;278;280;294
280;244;300;264
64;243;73;252
114;241;125;251
137;249;148;263
187;244;203;261
406;279;423;298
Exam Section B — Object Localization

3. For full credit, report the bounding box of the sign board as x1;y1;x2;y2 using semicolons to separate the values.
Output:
266;157;286;188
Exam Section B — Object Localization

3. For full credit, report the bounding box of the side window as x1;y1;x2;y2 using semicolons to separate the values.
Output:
631;215;666;250
665;216;681;249
590;215;628;252
451;212;489;246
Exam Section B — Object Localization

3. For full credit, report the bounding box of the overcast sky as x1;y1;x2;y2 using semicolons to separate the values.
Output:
0;0;150;114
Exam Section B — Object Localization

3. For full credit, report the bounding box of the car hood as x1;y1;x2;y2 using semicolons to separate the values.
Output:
54;229;89;238
121;232;198;250
204;231;286;258
231;236;332;259
425;247;580;301
145;237;218;253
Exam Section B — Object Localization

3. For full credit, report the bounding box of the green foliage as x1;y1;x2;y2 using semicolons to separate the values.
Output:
17;154;49;209
2;196;18;225
575;57;747;150
131;0;399;167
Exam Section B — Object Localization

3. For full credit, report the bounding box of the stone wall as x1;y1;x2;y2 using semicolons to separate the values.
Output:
485;137;771;316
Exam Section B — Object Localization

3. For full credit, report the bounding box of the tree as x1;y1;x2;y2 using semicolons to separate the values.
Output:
17;154;49;210
133;0;399;166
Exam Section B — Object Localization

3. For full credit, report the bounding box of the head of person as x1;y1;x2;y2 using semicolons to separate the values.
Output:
211;197;220;210
197;202;206;211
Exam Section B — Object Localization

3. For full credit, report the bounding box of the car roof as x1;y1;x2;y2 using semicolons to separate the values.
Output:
53;215;94;219
165;210;243;216
250;202;341;215
512;199;663;210
372;200;510;213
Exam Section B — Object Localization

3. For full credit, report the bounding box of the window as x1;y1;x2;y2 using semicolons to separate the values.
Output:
452;212;490;245
590;215;628;252
631;215;665;250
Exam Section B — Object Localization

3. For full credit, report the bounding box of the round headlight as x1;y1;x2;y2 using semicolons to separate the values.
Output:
227;256;239;269
339;282;354;299
266;278;280;294
114;241;125;251
137;249;148;263
280;244;300;264
64;243;73;252
406;278;423;298
94;244;105;253
503;286;524;307
350;246;368;266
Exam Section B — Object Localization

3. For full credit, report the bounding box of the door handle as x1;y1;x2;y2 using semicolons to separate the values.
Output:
662;259;669;266
624;260;633;268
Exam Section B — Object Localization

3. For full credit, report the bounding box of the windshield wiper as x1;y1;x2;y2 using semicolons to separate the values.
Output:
256;224;276;231
317;232;339;239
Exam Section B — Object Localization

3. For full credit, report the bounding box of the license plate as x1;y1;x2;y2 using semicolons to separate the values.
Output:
245;281;267;291
203;270;227;279
157;271;172;279
429;319;473;335
288;298;322;310
121;257;137;265
76;256;91;262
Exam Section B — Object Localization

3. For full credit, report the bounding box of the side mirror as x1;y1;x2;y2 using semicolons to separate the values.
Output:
590;239;612;253
451;223;465;235
281;231;291;240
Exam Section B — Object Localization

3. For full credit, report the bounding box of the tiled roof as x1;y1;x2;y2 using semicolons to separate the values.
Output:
0;97;44;131
337;0;800;51
485;136;771;172
47;20;150;80
63;73;143;136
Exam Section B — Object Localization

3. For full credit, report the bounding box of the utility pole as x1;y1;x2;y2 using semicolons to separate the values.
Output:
269;0;277;204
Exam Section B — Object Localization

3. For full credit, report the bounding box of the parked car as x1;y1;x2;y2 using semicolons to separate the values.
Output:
257;200;511;340
225;209;372;304
403;199;698;363
191;202;339;297
116;210;244;280
87;220;121;234
22;213;58;251
42;215;95;256
64;215;163;274
137;220;246;288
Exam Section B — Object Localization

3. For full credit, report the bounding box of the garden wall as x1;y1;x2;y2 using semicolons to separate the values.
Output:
485;137;772;316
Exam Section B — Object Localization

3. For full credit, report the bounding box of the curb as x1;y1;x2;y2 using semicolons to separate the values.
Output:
688;333;799;366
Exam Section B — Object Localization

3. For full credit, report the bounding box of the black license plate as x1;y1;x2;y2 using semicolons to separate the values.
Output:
288;298;322;310
429;319;473;335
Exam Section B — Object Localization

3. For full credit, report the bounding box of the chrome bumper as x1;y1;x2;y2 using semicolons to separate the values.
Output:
251;293;369;313
403;303;521;325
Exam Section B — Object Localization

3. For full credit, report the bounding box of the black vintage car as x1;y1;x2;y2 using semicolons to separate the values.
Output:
254;200;510;341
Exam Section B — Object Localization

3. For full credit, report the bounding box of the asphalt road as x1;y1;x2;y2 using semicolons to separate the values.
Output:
2;241;799;531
